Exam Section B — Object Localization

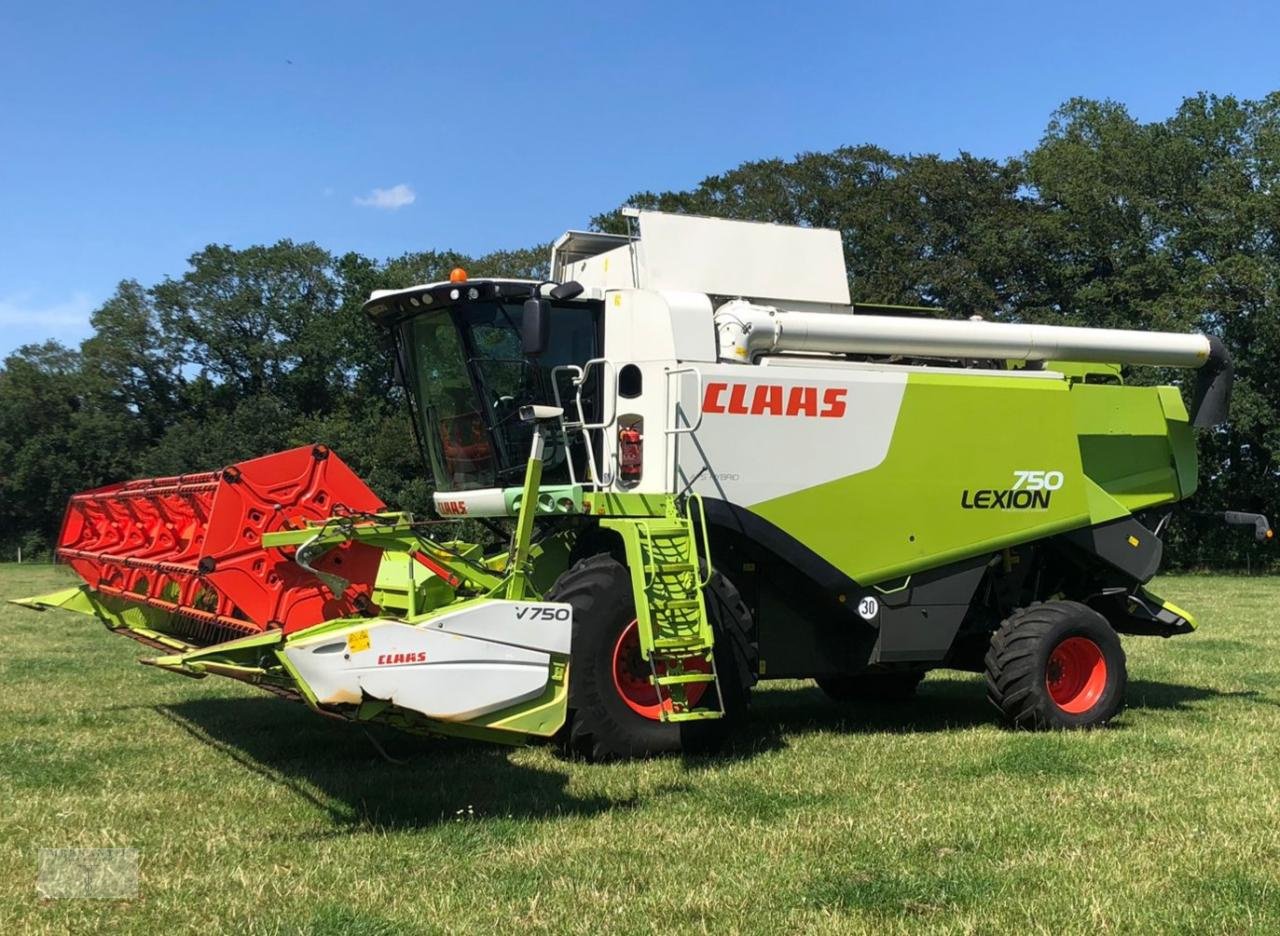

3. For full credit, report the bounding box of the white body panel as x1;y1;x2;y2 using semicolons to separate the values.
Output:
423;599;572;655
671;363;908;506
285;601;572;721
559;243;638;292
594;356;1068;501
433;488;508;517
554;211;851;306
634;212;851;305
602;289;717;363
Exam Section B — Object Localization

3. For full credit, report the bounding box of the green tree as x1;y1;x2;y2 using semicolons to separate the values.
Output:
0;342;142;555
151;241;344;406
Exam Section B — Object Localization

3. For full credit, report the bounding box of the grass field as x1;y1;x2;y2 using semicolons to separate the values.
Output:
3;564;1280;934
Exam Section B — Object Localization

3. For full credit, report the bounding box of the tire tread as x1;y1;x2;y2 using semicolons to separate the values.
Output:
985;600;1126;730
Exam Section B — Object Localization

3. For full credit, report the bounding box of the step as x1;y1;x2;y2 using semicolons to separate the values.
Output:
662;709;723;723
645;527;691;539
651;646;713;659
651;562;696;574
650;598;700;611
652;637;709;652
652;671;718;686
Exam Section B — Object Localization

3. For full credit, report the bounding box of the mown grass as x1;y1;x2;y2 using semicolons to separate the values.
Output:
2;563;1279;934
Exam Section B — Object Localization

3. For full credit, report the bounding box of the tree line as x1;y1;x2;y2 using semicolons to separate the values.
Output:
2;93;1277;568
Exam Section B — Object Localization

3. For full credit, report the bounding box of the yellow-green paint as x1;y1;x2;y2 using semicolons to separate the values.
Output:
1072;383;1194;511
12;585;199;652
600;498;722;723
752;372;1192;585
1139;586;1199;631
505;436;545;600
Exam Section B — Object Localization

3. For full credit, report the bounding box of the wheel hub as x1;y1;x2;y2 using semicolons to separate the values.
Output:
1045;636;1108;714
611;619;708;720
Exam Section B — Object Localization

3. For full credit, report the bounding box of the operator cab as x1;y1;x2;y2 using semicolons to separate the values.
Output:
364;277;604;491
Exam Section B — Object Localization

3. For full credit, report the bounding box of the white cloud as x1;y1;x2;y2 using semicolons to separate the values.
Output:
0;290;95;331
353;183;415;210
0;291;97;358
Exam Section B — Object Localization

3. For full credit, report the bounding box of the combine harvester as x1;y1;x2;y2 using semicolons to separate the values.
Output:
19;211;1272;759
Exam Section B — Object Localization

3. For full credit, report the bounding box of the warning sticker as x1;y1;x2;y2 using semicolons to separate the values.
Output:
346;629;371;653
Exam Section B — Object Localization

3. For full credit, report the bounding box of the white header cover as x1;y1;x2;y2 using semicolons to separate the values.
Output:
636;211;851;305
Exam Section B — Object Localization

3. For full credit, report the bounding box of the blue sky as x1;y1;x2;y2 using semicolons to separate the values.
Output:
2;0;1278;358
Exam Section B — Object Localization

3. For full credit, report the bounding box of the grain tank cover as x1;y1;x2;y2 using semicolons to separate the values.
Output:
551;210;851;305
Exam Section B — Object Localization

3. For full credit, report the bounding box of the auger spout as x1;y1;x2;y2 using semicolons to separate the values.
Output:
713;300;1215;368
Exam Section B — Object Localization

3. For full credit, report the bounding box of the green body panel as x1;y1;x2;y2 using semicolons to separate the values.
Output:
1071;383;1194;511
751;372;1192;585
506;483;583;516
1039;360;1124;381
753;373;1089;583
149;629;300;693
371;553;455;618
1140;587;1198;631
14;585;199;652
584;491;674;517
505;440;545;600
261;516;506;594
1159;386;1199;499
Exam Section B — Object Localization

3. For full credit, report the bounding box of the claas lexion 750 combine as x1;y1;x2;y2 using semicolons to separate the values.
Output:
18;211;1273;759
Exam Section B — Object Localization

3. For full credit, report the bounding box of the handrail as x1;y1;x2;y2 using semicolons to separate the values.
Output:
577;358;617;431
664;366;704;435
549;364;584;486
549;359;617;490
686;492;713;587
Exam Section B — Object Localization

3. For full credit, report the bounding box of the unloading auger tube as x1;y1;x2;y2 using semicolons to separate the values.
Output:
714;299;1233;426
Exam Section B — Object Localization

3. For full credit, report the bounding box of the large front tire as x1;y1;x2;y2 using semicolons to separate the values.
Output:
547;554;754;760
984;600;1127;729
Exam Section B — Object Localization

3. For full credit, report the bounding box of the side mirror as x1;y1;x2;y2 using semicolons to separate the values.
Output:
549;280;584;301
522;298;551;356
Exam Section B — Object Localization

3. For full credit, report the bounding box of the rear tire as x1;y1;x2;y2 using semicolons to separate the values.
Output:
984;600;1126;729
547;554;755;760
816;671;924;702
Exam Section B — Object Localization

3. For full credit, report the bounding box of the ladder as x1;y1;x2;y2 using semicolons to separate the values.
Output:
630;495;723;722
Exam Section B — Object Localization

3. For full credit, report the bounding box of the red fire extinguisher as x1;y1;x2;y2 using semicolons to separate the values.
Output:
619;426;643;482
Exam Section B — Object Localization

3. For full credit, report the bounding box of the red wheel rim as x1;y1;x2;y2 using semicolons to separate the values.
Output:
611;619;709;720
1045;636;1108;714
